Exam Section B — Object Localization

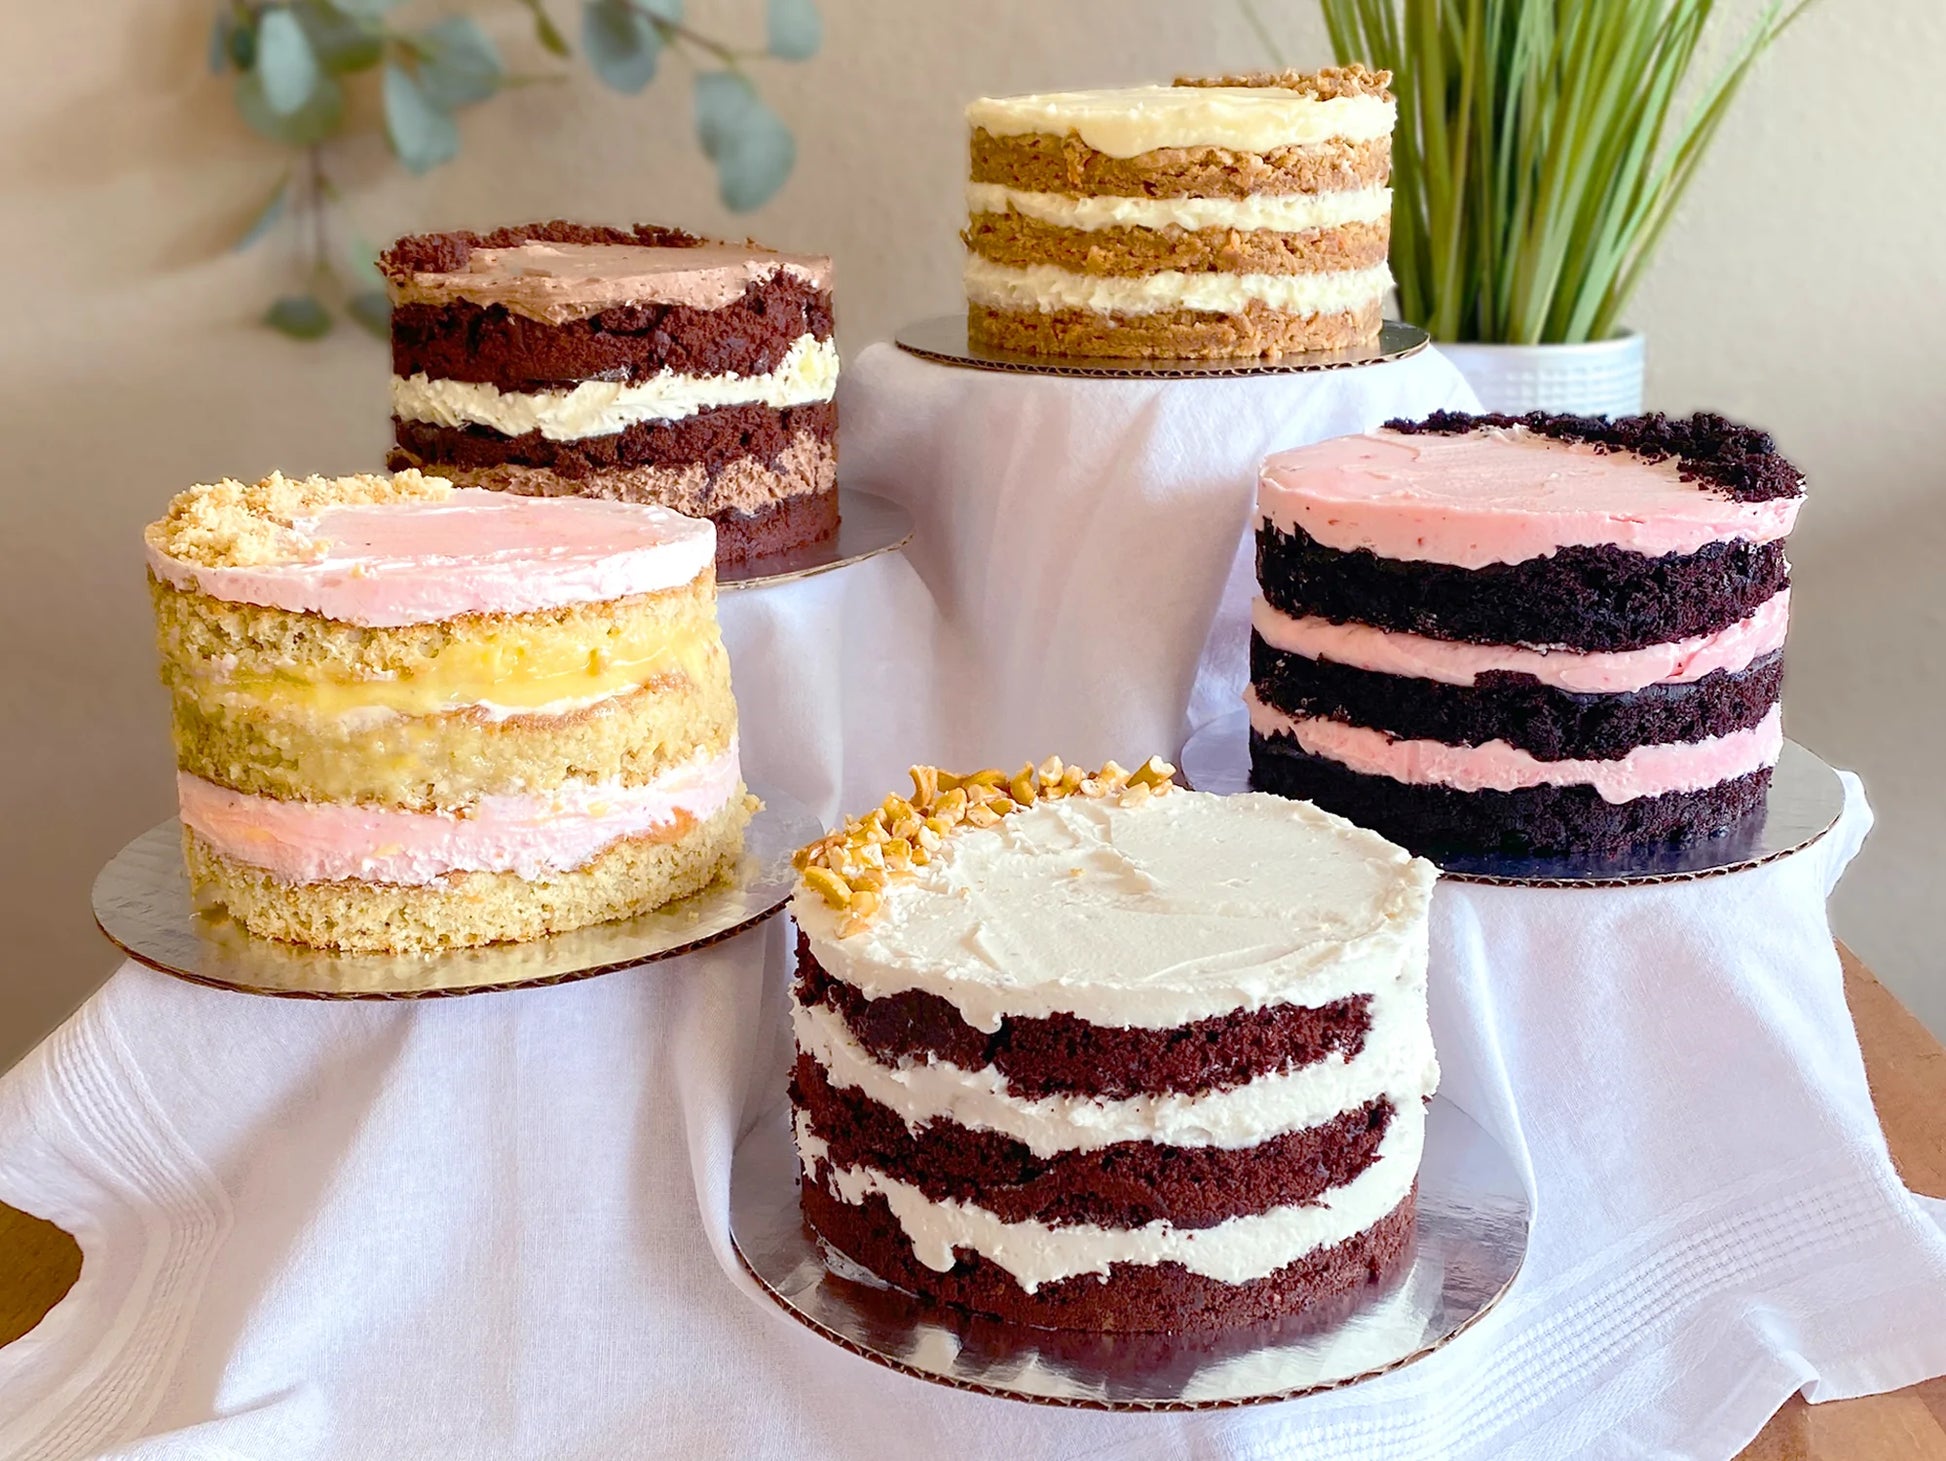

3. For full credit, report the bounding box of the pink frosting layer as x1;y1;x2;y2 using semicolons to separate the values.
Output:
178;743;739;885
1257;427;1802;568
1251;589;1790;693
147;488;715;627
1246;692;1782;804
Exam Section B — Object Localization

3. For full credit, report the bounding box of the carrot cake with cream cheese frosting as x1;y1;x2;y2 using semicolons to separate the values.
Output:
144;469;752;952
381;222;838;567
963;66;1395;359
1249;411;1807;855
789;756;1438;1332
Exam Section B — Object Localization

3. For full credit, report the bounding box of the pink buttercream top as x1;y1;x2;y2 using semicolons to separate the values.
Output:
146;488;715;627
178;741;740;886
1257;427;1802;567
1251;589;1790;694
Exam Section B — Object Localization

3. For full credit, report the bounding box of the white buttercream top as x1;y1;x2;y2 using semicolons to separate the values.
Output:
793;788;1436;1032
966;86;1396;156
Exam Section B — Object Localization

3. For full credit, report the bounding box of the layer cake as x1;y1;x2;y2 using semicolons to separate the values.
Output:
1249;411;1806;855
381;222;838;567
790;756;1438;1332
963;66;1395;359
146;470;751;951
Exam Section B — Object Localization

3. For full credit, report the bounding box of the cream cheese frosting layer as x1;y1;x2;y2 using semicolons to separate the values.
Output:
1251;590;1791;693
147;488;715;628
386;240;833;323
794;790;1436;1033
1258;426;1802;567
178;741;739;885
965;182;1392;233
797;1097;1424;1290
965;257;1391;318
795;984;1436;1158
966;87;1397;156
391;333;840;442
1248;691;1784;802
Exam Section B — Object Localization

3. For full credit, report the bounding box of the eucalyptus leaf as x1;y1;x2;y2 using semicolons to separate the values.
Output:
581;0;660;93
208;12;233;74
264;294;333;339
638;0;682;18
256;8;320;116
692;70;754;159
296;1;383;73
233;174;289;252
234;68;345;146
227;16;257;70
520;0;572;58
416;17;504;108
324;0;404;18
382;62;460;173
347;289;392;338
694;73;794;210
766;0;820;60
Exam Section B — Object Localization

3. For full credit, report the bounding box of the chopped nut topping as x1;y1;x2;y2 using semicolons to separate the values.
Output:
793;754;1178;936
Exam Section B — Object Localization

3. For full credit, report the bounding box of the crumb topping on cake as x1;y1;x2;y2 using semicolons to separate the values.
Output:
1174;63;1394;102
794;756;1179;936
380;222;715;280
1384;410;1805;503
146;470;452;569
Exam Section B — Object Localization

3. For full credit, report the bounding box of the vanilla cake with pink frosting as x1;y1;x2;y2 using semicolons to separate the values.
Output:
144;470;751;951
1249;411;1805;855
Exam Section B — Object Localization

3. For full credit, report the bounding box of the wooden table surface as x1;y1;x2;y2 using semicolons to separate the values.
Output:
2;945;1940;1455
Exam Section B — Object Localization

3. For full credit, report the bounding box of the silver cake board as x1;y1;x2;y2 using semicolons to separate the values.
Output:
718;489;914;590
729;1095;1527;1409
893;316;1430;381
1180;709;1846;888
92;788;822;1000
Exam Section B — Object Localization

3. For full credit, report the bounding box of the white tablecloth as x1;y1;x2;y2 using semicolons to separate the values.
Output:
5;346;1945;1460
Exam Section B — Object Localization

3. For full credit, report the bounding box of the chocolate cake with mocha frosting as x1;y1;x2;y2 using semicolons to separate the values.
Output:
381;222;838;567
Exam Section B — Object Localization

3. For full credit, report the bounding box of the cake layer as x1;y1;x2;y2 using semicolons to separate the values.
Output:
391;401;835;508
966;85;1395;157
178;738;740;885
794;1051;1393;1228
972;299;1381;359
801;1176;1413;1333
970;128;1390;199
1257;522;1791;652
184;791;751;951
796;1094;1422;1289
380;223;831;324
965;182;1391;233
964;256;1390;319
390;334;839;443
794;789;1434;1032
1246;692;1782;803
964;210;1389;277
796;934;1371;1100
1251;634;1783;762
390;275;833;392
793;989;1436;1158
1251;592;1790;693
1250;734;1773;855
147;477;713;628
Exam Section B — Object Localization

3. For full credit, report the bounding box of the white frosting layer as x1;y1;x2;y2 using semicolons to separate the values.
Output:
794;986;1436;1157
797;1097;1425;1291
390;333;840;442
964;257;1391;318
966;87;1397;156
965;182;1392;233
793;790;1436;1032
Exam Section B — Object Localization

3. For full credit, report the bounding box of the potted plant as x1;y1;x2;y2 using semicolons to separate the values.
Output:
1253;0;1818;413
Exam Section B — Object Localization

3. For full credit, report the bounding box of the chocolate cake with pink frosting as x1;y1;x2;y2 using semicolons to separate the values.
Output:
1248;411;1806;855
381;222;838;568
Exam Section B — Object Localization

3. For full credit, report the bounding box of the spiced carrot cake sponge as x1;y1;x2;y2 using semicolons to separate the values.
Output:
145;469;751;952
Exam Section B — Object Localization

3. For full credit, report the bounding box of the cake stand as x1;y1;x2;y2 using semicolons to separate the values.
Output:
894;315;1429;381
718;489;914;590
729;1094;1527;1409
91;788;821;999
1179;709;1847;887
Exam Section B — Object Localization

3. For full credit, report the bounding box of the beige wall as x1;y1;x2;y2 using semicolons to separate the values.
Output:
2;1;1940;1063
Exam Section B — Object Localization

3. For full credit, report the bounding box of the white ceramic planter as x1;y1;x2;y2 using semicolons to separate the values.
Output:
1436;331;1645;417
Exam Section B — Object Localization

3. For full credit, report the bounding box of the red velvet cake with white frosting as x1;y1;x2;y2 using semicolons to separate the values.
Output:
1249;411;1805;855
145;469;749;951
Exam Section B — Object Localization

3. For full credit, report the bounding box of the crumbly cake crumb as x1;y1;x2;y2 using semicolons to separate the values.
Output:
1174;63;1394;101
381;222;756;280
145;470;452;569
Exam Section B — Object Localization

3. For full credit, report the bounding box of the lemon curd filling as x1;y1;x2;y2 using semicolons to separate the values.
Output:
187;619;720;721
